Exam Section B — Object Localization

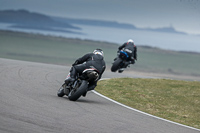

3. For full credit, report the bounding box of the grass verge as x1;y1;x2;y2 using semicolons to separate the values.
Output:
1;30;200;76
95;78;200;129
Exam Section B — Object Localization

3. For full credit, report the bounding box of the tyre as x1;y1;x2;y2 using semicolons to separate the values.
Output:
111;58;122;72
68;80;88;101
57;84;65;97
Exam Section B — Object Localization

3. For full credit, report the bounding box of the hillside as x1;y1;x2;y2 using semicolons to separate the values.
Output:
0;9;81;33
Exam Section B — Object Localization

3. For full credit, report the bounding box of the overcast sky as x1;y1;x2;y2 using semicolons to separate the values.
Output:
1;0;200;34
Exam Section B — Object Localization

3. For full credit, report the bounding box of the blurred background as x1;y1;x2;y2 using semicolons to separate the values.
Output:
0;0;200;80
1;0;200;52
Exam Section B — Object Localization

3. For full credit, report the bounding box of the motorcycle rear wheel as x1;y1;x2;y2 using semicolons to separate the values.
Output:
68;80;88;101
111;58;122;72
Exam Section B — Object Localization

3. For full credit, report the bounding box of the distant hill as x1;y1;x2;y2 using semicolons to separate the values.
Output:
0;9;187;35
53;17;137;29
144;26;186;34
52;17;187;34
0;9;83;34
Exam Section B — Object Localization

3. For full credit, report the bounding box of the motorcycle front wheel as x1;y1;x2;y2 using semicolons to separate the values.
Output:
57;83;65;97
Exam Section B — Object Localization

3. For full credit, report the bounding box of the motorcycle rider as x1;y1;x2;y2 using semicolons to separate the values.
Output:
117;39;137;73
65;48;106;96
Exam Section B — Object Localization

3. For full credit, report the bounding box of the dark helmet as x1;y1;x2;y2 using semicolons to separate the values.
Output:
93;48;104;57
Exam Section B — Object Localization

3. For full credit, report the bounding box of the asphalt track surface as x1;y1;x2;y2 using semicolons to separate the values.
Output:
0;58;199;133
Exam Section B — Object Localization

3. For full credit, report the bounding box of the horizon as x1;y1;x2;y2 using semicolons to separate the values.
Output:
0;0;200;35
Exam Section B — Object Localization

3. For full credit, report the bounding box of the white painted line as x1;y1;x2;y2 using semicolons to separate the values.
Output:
92;78;200;132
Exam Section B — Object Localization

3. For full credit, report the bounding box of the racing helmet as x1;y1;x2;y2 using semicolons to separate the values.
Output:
127;39;134;44
93;48;104;57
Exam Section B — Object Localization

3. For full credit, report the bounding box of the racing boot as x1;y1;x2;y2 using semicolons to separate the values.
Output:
65;67;77;84
118;68;124;73
82;91;87;97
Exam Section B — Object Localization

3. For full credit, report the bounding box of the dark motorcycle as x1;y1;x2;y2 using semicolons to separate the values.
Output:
111;49;132;72
57;68;99;101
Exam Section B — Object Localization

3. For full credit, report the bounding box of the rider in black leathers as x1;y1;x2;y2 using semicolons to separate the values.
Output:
117;39;137;73
65;49;106;96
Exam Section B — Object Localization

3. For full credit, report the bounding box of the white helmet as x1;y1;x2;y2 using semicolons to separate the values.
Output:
127;39;134;43
93;48;104;57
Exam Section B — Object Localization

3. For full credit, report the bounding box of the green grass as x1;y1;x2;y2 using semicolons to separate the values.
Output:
137;47;200;76
0;30;117;65
1;30;200;76
96;78;200;129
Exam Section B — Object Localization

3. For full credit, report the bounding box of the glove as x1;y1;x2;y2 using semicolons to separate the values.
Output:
117;50;120;56
72;60;79;66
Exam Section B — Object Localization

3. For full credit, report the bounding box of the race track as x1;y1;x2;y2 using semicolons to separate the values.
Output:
0;58;199;133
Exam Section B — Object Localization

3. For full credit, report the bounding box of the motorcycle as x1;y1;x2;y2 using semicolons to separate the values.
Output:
111;48;132;73
57;68;99;101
